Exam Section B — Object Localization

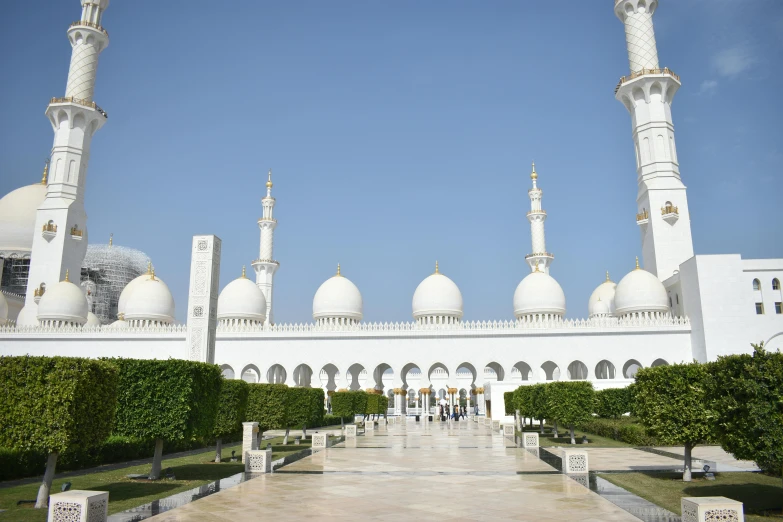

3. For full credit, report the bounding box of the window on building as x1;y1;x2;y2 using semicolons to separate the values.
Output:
774;278;781;291
755;302;764;315
676;294;679;304
776;302;782;315
753;279;761;291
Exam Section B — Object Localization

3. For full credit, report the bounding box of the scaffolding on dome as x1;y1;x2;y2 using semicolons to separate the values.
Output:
80;243;150;324
0;257;31;295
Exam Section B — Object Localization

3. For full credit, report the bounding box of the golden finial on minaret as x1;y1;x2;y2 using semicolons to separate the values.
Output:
530;162;538;181
336;263;342;277
150;267;156;280
109;233;113;247
146;261;152;274
41;159;50;185
64;269;69;282
606;271;611;282
266;169;273;189
241;266;246;278
635;257;640;270
434;261;440;274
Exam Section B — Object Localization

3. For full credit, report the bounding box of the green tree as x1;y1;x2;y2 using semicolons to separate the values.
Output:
284;387;318;444
513;386;533;429
0;356;119;508
213;379;248;462
331;391;368;427
594;388;631;419
529;383;551;434
705;344;783;483
246;383;288;442
546;381;595;444
633;363;713;481
111;358;222;480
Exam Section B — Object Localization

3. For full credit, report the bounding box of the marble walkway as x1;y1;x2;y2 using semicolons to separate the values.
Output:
148;419;644;521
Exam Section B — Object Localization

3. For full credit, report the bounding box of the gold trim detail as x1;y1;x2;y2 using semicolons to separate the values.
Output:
41;160;49;185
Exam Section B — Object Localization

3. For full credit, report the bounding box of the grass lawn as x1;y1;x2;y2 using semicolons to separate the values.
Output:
519;427;633;448
599;471;783;521
0;437;311;522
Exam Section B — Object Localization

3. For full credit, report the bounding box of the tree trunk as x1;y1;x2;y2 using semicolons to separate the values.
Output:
540;418;544;434
683;442;694;482
302;425;307;439
341;417;345;429
215;438;223;463
35;452;59;509
553;421;558;438
570;425;576;445
149;439;164;480
283;428;290;445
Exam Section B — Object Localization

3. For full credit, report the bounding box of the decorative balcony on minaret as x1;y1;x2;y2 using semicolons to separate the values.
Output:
614;0;694;281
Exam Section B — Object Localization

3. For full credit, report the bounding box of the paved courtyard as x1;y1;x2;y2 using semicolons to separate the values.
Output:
148;419;642;521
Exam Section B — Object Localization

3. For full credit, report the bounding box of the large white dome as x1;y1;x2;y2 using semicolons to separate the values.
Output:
0;292;8;324
218;270;267;323
85;312;102;327
124;271;175;325
412;263;463;320
588;274;617;317
513;269;566;318
313;266;363;322
0;183;47;254
37;274;89;325
118;265;153;316
614;260;669;316
16;302;39;326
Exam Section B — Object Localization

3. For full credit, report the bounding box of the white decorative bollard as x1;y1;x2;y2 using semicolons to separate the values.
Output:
492;420;501;431
378;417;387;426
242;421;259;463
681;497;745;522
503;424;515;438
345;425;357;438
365;418;375;431
48;490;108;522
312;432;328;450
522;432;539;449
563;450;589;474
245;449;272;473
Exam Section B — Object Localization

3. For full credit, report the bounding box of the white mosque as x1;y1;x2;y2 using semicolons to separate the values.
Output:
1;0;782;419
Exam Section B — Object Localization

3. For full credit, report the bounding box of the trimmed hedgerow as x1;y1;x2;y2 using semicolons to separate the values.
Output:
0;356;119;506
213;379;249;462
577;417;661;446
546;381;595;444
365;393;388;416
504;391;515;416
594;388;631;419
332;390;368;419
246;383;288;432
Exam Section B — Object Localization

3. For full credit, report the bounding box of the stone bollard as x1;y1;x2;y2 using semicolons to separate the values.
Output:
312;432;328;450
563;450;589;474
681;497;745;522
365;418;375;431
345;424;357;438
48;490;108;522
245;449;272;473
503;424;515;438
522;432;539;449
242;422;259;463
492;420;501;431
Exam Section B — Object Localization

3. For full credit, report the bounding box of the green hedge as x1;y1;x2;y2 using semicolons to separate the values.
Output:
594;388;631;419
285;387;324;429
111;358;222;443
0;356;118;455
504;391;514;416
322;414;354;426
214;379;249;439
365;393;388;416
246;383;288;431
332;391;368;418
577;417;662;446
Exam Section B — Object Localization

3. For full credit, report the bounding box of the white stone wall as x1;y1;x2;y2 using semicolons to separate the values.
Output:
186;236;221;363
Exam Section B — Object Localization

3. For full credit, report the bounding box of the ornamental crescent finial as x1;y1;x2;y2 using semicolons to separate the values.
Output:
64;269;69;282
606;270;610;282
266;169;273;189
531;161;538;181
41;159;50;185
109;233;113;247
336;263;342;277
146;261;152;274
150;266;156;281
434;261;439;274
635;256;640;270
242;266;246;278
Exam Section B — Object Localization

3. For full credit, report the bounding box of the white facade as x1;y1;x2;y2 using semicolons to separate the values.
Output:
1;0;782;416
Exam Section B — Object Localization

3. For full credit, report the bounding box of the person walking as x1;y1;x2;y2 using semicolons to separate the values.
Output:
439;404;445;422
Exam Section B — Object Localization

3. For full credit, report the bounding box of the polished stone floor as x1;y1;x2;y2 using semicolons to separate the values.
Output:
148;419;641;521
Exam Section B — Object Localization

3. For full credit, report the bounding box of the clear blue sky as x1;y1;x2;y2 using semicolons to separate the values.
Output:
1;1;781;324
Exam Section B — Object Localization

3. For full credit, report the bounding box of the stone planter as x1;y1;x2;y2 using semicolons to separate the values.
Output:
312;433;328;450
345;425;357;438
563;450;588;474
245;449;272;473
48;490;108;522
522;432;539;449
502;424;515;438
681;497;744;522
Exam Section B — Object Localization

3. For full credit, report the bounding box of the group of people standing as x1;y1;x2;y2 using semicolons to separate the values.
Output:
438;403;469;421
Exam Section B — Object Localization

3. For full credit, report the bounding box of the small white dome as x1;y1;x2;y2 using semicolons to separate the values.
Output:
37;275;89;325
592;298;610;317
124;272;175;324
218;271;267;323
16;302;39;326
513;269;566;318
106;317;129;329
118;268;153;316
614;261;669;316
412;264;463;320
0;292;8;324
313;266;363;322
85;312;102;327
588;275;617;317
0;183;47;254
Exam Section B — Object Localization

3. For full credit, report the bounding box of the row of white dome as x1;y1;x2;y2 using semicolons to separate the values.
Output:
2;258;669;328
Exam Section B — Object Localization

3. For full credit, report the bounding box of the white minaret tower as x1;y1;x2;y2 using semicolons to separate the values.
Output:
525;163;553;274
614;0;694;281
252;169;279;324
25;0;110;305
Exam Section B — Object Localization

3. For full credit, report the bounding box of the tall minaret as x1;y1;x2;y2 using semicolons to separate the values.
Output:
25;0;110;305
252;169;280;324
614;0;694;281
526;163;553;273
